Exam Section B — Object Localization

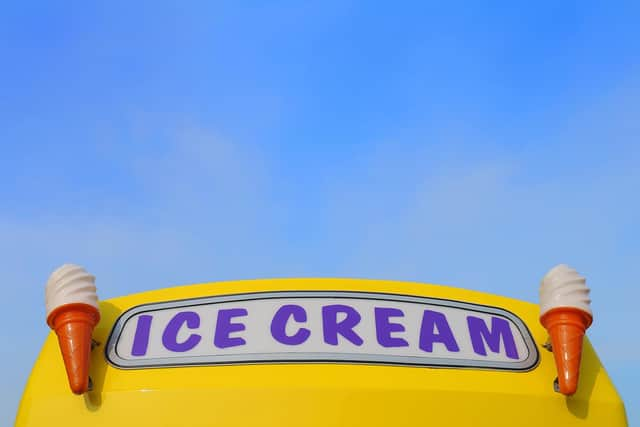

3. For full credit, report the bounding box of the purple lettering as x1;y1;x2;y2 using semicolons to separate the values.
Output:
131;314;153;356
375;307;408;348
419;310;460;352
322;304;363;346
214;308;248;348
162;311;201;352
467;316;519;359
271;304;311;345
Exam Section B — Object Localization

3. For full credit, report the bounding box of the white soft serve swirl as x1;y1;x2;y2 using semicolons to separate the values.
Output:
45;264;99;318
539;264;592;316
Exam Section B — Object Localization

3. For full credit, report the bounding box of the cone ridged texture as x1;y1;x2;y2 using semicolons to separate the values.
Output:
540;307;592;396
47;303;100;394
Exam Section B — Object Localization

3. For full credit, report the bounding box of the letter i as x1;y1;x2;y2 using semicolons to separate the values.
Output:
131;315;153;356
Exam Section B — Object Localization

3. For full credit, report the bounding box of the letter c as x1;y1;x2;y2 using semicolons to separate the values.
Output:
271;304;311;345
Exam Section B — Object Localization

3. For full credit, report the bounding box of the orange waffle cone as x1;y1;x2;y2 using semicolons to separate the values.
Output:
47;303;100;394
540;307;592;396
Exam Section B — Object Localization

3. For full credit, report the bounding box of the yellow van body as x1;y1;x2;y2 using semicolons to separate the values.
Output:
16;278;627;426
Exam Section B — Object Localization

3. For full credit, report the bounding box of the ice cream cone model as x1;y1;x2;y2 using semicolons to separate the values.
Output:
45;264;100;394
539;264;592;396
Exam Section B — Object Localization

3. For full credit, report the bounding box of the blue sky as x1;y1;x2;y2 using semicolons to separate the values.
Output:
1;1;638;424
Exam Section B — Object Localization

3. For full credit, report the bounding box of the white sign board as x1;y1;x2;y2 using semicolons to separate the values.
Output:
106;291;538;371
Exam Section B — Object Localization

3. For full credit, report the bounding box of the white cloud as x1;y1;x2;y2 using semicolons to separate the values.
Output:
320;78;640;382
0;122;286;420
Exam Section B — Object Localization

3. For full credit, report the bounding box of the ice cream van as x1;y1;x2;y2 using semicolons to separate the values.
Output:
16;264;628;426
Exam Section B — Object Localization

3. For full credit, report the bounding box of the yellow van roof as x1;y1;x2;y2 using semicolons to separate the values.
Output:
16;278;627;426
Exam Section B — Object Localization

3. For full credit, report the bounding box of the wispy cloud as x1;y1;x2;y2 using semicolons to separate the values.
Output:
320;78;640;383
0;121;285;419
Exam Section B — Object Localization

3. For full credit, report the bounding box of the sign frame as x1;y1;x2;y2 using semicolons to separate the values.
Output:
105;291;539;371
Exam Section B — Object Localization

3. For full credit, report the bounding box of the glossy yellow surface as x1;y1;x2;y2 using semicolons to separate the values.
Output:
16;278;627;426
